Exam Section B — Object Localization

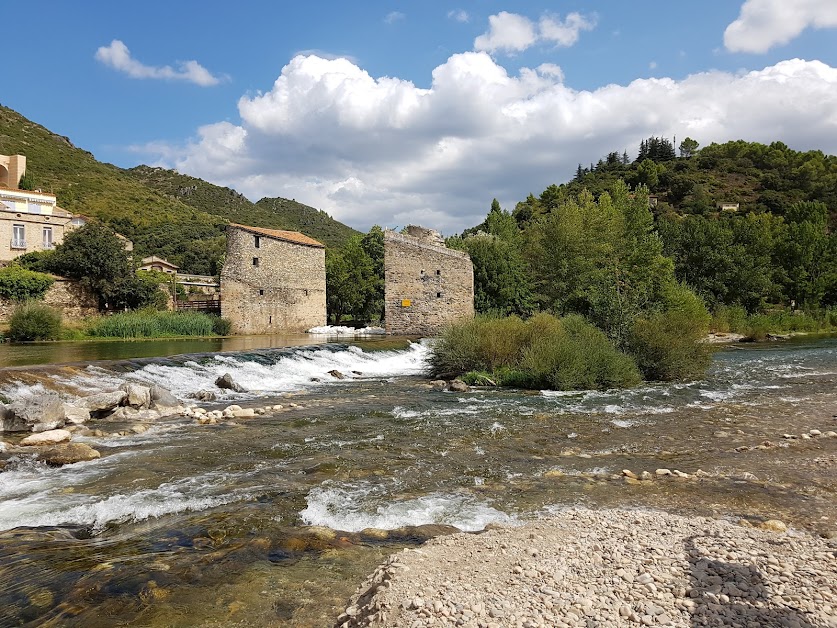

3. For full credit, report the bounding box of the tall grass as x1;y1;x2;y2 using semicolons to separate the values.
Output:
8;302;62;341
85;310;229;338
430;313;641;391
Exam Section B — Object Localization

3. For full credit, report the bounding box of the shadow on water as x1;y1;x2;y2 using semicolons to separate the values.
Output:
684;535;820;627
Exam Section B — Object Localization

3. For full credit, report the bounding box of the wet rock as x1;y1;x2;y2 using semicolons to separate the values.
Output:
430;380;448;390
3;392;66;432
215;373;247;393
106;406;139;421
328;370;346;380
62;404;90;425
20;429;72;446
150;385;179;408
121;383;151;409
80;390;127;414
448;379;469;393
231;408;255;418
655;468;672;476
37;442;100;466
622;469;638;479
189;390;217;402
640;471;653;480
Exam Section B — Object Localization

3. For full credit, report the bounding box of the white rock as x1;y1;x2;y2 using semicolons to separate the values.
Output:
231;408;255;418
20;429;72;446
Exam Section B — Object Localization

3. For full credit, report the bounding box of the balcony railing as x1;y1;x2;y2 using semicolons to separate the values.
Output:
42;242;54;250
11;239;27;250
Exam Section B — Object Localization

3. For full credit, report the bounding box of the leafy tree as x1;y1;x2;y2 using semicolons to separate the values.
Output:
0;266;55;301
17;170;36;190
360;226;385;321
325;235;379;324
678;137;700;158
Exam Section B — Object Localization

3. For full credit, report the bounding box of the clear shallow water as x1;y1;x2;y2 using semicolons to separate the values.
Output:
0;337;835;626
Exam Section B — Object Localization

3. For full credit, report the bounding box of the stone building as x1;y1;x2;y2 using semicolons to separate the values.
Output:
384;226;474;336
221;223;326;334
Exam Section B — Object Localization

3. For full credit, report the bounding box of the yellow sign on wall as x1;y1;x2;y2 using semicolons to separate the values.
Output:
401;299;412;307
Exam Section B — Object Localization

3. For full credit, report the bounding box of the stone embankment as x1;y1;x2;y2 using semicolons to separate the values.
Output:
338;509;837;628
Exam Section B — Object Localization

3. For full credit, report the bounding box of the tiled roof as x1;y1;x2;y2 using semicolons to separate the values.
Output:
228;223;325;248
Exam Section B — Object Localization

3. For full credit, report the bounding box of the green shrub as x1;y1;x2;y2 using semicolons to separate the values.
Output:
9;302;62;341
628;283;712;381
431;313;641;391
85;310;216;338
15;250;58;274
0;266;55;301
211;316;232;336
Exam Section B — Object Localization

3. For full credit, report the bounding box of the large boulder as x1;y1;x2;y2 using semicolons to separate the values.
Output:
63;404;91;425
215;373;248;393
80;391;127;414
20;429;72;446
37;443;101;466
121;383;152;409
2;392;66;432
448;380;470;393
150;385;179;408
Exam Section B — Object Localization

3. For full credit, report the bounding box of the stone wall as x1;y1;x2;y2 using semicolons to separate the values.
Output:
384;228;474;336
0;278;98;322
221;226;326;334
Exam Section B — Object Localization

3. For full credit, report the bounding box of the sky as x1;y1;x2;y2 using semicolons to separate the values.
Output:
3;0;837;234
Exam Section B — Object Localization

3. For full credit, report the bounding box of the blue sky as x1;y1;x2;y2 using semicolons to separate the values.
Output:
3;0;837;233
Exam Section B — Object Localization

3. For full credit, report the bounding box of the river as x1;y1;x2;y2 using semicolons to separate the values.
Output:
0;336;835;626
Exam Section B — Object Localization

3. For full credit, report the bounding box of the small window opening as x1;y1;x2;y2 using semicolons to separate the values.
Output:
420;269;425;275
259;289;264;296
252;257;259;267
254;236;260;249
436;269;441;275
269;315;272;325
304;289;309;296
436;292;442;298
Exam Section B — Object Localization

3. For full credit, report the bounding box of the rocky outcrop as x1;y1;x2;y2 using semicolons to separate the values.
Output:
2;392;66;432
80;391;127;414
448;380;469;393
121;383;151;409
20;429;72;446
63;404;91;425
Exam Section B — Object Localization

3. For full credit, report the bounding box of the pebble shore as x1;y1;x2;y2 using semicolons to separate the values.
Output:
338;509;837;628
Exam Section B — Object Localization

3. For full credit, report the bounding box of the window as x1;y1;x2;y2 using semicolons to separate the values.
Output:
436;270;441;275
436;292;442;298
259;289;264;296
43;227;53;249
252;257;260;267
12;224;25;249
254;236;260;249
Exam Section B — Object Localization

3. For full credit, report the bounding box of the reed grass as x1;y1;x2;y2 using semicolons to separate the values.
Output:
85;310;227;339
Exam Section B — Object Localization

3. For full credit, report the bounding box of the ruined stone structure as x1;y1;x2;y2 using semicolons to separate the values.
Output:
384;226;474;336
221;224;326;334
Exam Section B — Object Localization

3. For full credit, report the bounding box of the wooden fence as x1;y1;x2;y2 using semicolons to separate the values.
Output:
176;299;221;314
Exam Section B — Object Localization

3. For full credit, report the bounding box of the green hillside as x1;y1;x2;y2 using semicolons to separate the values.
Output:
129;165;359;249
0;105;357;274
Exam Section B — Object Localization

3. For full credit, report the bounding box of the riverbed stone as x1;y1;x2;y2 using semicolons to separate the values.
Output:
190;390;217;402
20;429;72;446
80;390;127;414
328;370;346;379
62;404;90;425
215;373;247;393
448;380;469;393
37;442;100;466
3;392;66;432
121;383;152;409
760;519;788;533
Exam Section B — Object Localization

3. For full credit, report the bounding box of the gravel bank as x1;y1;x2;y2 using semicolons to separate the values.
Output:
338;509;837;628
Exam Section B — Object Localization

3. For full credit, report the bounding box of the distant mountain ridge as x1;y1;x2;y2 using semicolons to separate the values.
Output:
0;104;357;274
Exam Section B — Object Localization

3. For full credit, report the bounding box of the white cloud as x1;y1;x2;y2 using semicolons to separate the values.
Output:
95;40;225;86
539;12;596;47
649;61;658;70
474;12;537;53
474;11;596;54
144;54;837;235
384;11;405;24
448;9;470;23
724;0;837;53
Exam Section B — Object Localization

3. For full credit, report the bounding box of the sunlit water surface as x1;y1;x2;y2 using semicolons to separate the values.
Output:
0;337;835;626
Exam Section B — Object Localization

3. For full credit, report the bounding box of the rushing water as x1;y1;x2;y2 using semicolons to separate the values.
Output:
0;337;835;626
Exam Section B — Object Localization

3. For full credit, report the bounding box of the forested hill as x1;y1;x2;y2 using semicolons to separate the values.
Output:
511;138;837;226
458;137;837;321
0;105;356;274
129;166;359;249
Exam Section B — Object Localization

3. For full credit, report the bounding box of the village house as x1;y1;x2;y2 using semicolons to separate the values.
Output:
139;255;179;274
220;223;326;334
717;201;740;212
384;226;474;336
0;154;75;264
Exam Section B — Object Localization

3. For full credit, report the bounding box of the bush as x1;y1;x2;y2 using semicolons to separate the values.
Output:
628;283;712;381
9;302;62;341
0;266;55;301
211;316;232;336
15;250;58;274
85;310;217;338
430;313;641;390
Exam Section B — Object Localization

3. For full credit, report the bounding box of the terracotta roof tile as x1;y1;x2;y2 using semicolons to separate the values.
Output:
228;223;325;248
